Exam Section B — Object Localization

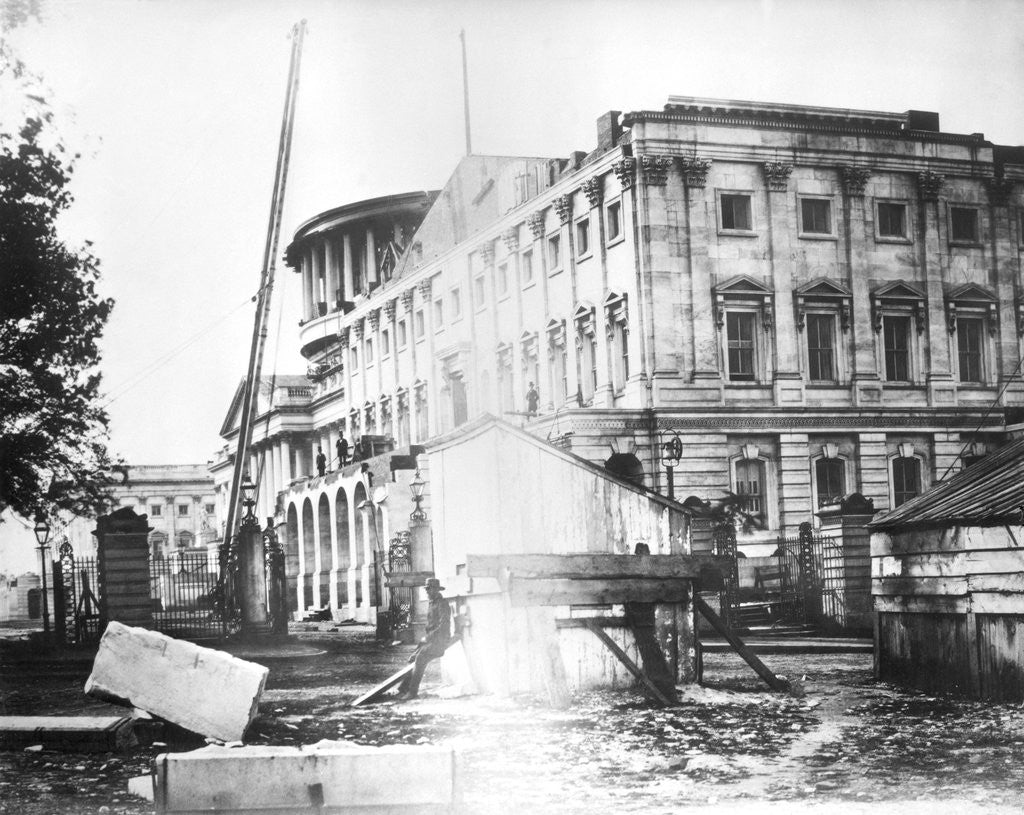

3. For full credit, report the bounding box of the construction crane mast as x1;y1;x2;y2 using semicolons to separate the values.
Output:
222;20;306;561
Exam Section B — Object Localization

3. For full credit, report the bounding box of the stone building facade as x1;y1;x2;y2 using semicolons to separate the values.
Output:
214;96;1024;619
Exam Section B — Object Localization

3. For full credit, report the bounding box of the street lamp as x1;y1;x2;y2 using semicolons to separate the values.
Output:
240;473;258;526
33;510;51;635
409;468;426;521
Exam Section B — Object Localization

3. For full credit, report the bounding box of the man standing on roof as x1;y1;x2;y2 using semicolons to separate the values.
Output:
398;578;452;700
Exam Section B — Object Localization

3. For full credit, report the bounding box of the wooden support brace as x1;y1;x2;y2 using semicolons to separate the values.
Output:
693;596;790;693
581;618;674;707
526;607;571;709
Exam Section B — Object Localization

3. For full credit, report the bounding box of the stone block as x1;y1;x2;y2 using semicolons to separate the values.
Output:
153;741;456;813
85;622;268;742
0;716;132;752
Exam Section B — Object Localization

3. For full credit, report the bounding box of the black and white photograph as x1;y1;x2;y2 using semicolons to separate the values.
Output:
1;1;1024;812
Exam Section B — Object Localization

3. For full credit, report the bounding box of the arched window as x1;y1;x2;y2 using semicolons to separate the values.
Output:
813;457;847;508
891;456;922;507
734;459;765;518
175;531;194;549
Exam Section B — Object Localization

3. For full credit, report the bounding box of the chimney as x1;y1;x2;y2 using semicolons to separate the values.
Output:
905;110;940;132
596;110;623;152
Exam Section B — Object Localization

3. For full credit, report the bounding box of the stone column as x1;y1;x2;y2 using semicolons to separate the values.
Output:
366;226;377;287
265;441;278;518
409;518;434;639
341;233;354;302
238;519;270;636
301;250;314;322
918;172;954;404
280;435;292;486
763;162;803;404
312;243;324;313
325;238;339;310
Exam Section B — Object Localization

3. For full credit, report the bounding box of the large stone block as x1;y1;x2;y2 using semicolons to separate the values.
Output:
85;622;268;742
0;716;132;752
153;741;456;813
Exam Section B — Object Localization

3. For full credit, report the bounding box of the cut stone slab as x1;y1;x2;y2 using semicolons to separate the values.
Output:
128;774;155;802
85;621;268;743
0;716;132;753
153;740;456;813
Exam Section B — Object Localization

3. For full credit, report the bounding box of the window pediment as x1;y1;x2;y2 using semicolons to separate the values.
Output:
604;290;628;326
795;278;852;332
713;275;773;331
945;283;998;334
871;280;926;333
573;302;597;336
546;318;567;346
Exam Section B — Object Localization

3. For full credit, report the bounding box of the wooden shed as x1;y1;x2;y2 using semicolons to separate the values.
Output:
868;436;1024;701
422;416;712;702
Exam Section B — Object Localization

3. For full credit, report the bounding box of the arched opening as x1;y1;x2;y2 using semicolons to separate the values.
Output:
317;493;331;606
285;503;300;609
605;452;644;486
334;486;350;605
301;498;315;610
352;482;367;604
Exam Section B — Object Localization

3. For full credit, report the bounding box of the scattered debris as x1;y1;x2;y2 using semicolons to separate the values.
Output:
84;621;268;742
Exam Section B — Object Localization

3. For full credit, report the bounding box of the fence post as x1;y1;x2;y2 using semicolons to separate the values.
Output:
94;507;153;630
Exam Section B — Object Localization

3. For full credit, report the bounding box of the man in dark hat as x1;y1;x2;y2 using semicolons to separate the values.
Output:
398;577;452;700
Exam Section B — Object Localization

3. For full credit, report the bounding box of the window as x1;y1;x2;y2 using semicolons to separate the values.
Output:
433;298;444;327
547;321;568;404
606;293;629;392
892;456;921;507
950;207;979;243
398;319;408;348
178;504;189;517
150;504;162;517
522;249;534;286
547;234;561;271
350;345;359;370
414;310;425;339
956;318;984;383
815;458;846;507
606;200;622;242
474;275;486;309
497;263;509;298
450;287;462;320
806;314;836;382
734;459;765;519
720;193;752;231
575;218;590;258
876;202;907;239
882;316;911;381
176;531;194;549
726;312;757;381
365;338;374;364
800;198;832;235
381;329;390;356
205;503;215;515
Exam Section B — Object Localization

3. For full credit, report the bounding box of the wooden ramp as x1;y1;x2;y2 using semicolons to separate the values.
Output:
349;664;415;707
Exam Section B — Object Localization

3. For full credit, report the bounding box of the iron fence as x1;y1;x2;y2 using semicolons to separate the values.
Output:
150;549;225;639
52;545;102;646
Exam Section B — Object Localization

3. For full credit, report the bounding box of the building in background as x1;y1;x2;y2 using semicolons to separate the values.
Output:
59;464;218;559
214;96;1024;621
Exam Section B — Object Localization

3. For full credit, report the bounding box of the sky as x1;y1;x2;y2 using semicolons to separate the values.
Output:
4;0;1024;475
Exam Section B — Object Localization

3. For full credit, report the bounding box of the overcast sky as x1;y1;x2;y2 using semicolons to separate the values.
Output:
6;0;1024;470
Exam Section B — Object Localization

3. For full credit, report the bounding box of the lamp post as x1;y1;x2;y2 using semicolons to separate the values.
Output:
33;510;51;635
240;473;259;528
658;430;683;502
409;468;426;521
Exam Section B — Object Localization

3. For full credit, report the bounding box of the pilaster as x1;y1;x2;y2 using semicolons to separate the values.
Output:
778;433;811;532
842;183;882;405
917;173;955;404
857;432;890;513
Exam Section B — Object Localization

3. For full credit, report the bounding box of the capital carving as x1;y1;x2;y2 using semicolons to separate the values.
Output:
639;154;671;186
353;319;365;341
401;288;415;313
917;171;945;201
368;308;381;331
840;166;871;196
527;211;546;240
763;162;793;192
339;326;350;348
417;277;433;300
479;240;495;266
501;227;520;252
553;194;573;225
383;298;397;322
611;156;636;190
581;177;603;208
985;176;1015;207
678;156;711;188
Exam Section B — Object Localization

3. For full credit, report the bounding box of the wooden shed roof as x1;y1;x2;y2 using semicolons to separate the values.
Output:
868;437;1024;532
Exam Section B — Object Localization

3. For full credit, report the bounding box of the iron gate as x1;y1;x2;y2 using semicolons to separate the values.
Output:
52;541;102;645
387;531;413;632
151;549;225;639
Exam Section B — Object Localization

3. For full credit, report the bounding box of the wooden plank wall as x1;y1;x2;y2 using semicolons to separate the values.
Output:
872;524;1024;699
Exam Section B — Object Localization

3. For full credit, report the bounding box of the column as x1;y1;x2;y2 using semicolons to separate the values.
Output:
280;435;292;486
294;500;306;613
684;164;724;395
366;226;377;287
301;250;314;321
312;243;325;313
919;178;954;403
265;440;277;519
841;173;881;404
325;238;339;310
327;495;339;611
857;432;890;513
778;433;811;533
342;233;353;302
310;491;322;608
764;163;803;404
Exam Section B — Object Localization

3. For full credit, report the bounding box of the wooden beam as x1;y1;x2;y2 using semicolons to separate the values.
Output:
581;619;674;707
466;553;730;581
555;616;631;629
383;570;435;588
507;577;691;607
526;608;571;709
693;596;790;693
349;664;414;707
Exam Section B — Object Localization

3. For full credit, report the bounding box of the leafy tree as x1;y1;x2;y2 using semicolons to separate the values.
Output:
0;10;119;521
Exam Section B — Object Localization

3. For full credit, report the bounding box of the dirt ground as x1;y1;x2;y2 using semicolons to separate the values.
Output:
2;626;1023;814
